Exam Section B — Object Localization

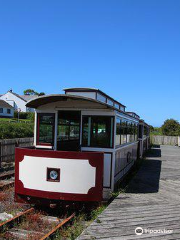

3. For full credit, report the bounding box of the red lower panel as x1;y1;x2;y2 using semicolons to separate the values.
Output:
15;148;104;202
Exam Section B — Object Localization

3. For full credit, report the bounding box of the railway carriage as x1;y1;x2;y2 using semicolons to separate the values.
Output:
15;88;150;205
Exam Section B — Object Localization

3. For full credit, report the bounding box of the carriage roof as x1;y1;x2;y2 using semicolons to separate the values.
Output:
26;94;139;121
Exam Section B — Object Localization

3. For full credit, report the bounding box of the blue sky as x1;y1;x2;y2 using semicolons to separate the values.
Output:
0;0;180;127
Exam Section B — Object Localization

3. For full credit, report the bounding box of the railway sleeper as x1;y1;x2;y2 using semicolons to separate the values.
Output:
0;170;15;180
1;210;73;240
6;228;45;239
0;179;14;190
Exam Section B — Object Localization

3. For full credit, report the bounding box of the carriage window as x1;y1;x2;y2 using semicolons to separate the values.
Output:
144;126;149;138
82;116;114;148
127;121;134;143
120;119;127;145
116;118;138;147
116;118;121;146
130;122;135;142
57;111;80;141
134;123;138;141
37;113;55;145
126;121;130;143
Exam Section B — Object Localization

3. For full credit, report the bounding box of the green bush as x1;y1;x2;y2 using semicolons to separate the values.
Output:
0;122;34;139
27;112;35;121
14;111;28;119
161;119;180;136
150;127;162;136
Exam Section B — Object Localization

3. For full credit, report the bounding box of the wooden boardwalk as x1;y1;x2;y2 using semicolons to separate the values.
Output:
78;145;180;240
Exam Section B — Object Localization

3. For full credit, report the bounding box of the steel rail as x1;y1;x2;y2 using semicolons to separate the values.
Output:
40;213;75;240
0;208;34;232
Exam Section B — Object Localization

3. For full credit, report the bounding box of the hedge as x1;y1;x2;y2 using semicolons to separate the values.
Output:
0;122;34;139
14;111;35;121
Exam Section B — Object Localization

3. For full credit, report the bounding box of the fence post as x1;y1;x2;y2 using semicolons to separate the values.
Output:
15;139;19;148
178;136;180;147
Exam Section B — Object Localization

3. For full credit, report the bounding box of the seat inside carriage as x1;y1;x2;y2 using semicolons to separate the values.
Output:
14;88;150;204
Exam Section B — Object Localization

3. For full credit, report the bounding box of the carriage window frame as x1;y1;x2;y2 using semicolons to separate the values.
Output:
57;111;80;142
115;117;121;146
115;117;139;148
82;115;114;149
36;113;55;146
120;119;127;145
134;123;138;141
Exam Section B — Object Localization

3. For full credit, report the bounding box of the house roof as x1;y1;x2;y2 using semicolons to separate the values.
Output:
19;95;38;102
8;91;27;102
0;100;13;108
6;91;38;102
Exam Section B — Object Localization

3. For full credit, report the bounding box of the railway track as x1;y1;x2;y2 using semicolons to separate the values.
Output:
0;170;75;239
0;207;75;239
0;170;15;190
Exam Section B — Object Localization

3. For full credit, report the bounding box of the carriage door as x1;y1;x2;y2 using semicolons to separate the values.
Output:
57;111;81;151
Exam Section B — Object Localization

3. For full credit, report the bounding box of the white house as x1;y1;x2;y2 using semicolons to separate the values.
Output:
0;100;14;118
0;90;38;113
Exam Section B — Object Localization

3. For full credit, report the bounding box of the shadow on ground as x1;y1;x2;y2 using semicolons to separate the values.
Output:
126;146;162;194
146;144;161;157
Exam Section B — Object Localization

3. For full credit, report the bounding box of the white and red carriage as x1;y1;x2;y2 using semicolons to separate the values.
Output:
15;88;150;204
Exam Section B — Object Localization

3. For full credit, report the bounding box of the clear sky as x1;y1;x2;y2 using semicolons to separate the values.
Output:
0;0;180;127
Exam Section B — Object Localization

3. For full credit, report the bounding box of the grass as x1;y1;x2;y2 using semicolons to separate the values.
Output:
54;214;86;240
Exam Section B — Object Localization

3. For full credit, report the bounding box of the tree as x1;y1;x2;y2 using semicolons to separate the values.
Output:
24;89;38;95
149;125;154;132
38;92;45;96
24;89;45;96
161;119;180;136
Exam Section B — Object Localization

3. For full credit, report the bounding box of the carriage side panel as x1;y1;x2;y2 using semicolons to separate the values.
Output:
15;148;104;202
